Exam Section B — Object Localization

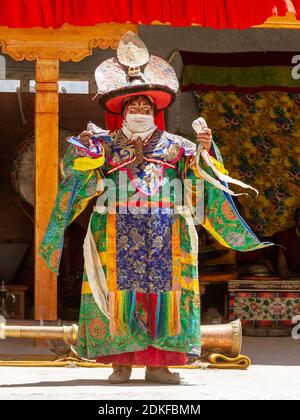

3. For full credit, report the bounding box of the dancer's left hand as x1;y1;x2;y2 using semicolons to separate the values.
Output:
197;128;212;152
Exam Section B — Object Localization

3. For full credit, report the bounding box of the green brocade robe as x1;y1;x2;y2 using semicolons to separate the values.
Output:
40;130;268;359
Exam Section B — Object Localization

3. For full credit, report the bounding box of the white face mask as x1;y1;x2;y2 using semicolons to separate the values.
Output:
125;113;155;133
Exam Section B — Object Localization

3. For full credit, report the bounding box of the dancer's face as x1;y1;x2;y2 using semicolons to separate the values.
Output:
125;96;154;116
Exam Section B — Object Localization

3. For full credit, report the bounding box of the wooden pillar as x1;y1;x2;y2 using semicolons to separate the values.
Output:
0;22;137;323
34;58;59;321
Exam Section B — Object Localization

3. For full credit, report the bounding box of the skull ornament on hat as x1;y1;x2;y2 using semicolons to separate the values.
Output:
94;32;179;114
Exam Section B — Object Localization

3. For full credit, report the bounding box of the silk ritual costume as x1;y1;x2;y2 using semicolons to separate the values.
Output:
40;33;269;366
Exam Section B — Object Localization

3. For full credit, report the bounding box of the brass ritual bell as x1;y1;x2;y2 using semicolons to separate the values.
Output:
201;319;242;358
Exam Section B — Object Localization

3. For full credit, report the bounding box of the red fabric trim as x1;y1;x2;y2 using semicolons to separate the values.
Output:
103;89;174;115
149;293;158;338
96;347;187;367
112;201;174;209
154;111;165;131
144;157;176;168
105;112;124;131
0;1;298;29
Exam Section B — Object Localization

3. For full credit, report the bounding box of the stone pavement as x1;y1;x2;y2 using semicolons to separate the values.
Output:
0;337;299;400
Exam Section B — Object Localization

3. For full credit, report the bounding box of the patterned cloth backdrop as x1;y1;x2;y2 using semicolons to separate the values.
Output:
194;90;300;236
181;52;300;236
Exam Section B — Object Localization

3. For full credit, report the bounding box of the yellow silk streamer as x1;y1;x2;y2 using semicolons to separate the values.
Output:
73;154;105;171
209;156;229;175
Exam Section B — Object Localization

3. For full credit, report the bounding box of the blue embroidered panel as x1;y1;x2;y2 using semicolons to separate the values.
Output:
116;209;174;293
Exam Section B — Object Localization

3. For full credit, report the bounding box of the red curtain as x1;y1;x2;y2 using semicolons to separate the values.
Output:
0;0;298;29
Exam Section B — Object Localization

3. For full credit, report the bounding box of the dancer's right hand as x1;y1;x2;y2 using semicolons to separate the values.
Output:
78;130;93;147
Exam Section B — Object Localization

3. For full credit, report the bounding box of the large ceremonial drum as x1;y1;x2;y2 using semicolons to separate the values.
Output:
11;128;74;206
